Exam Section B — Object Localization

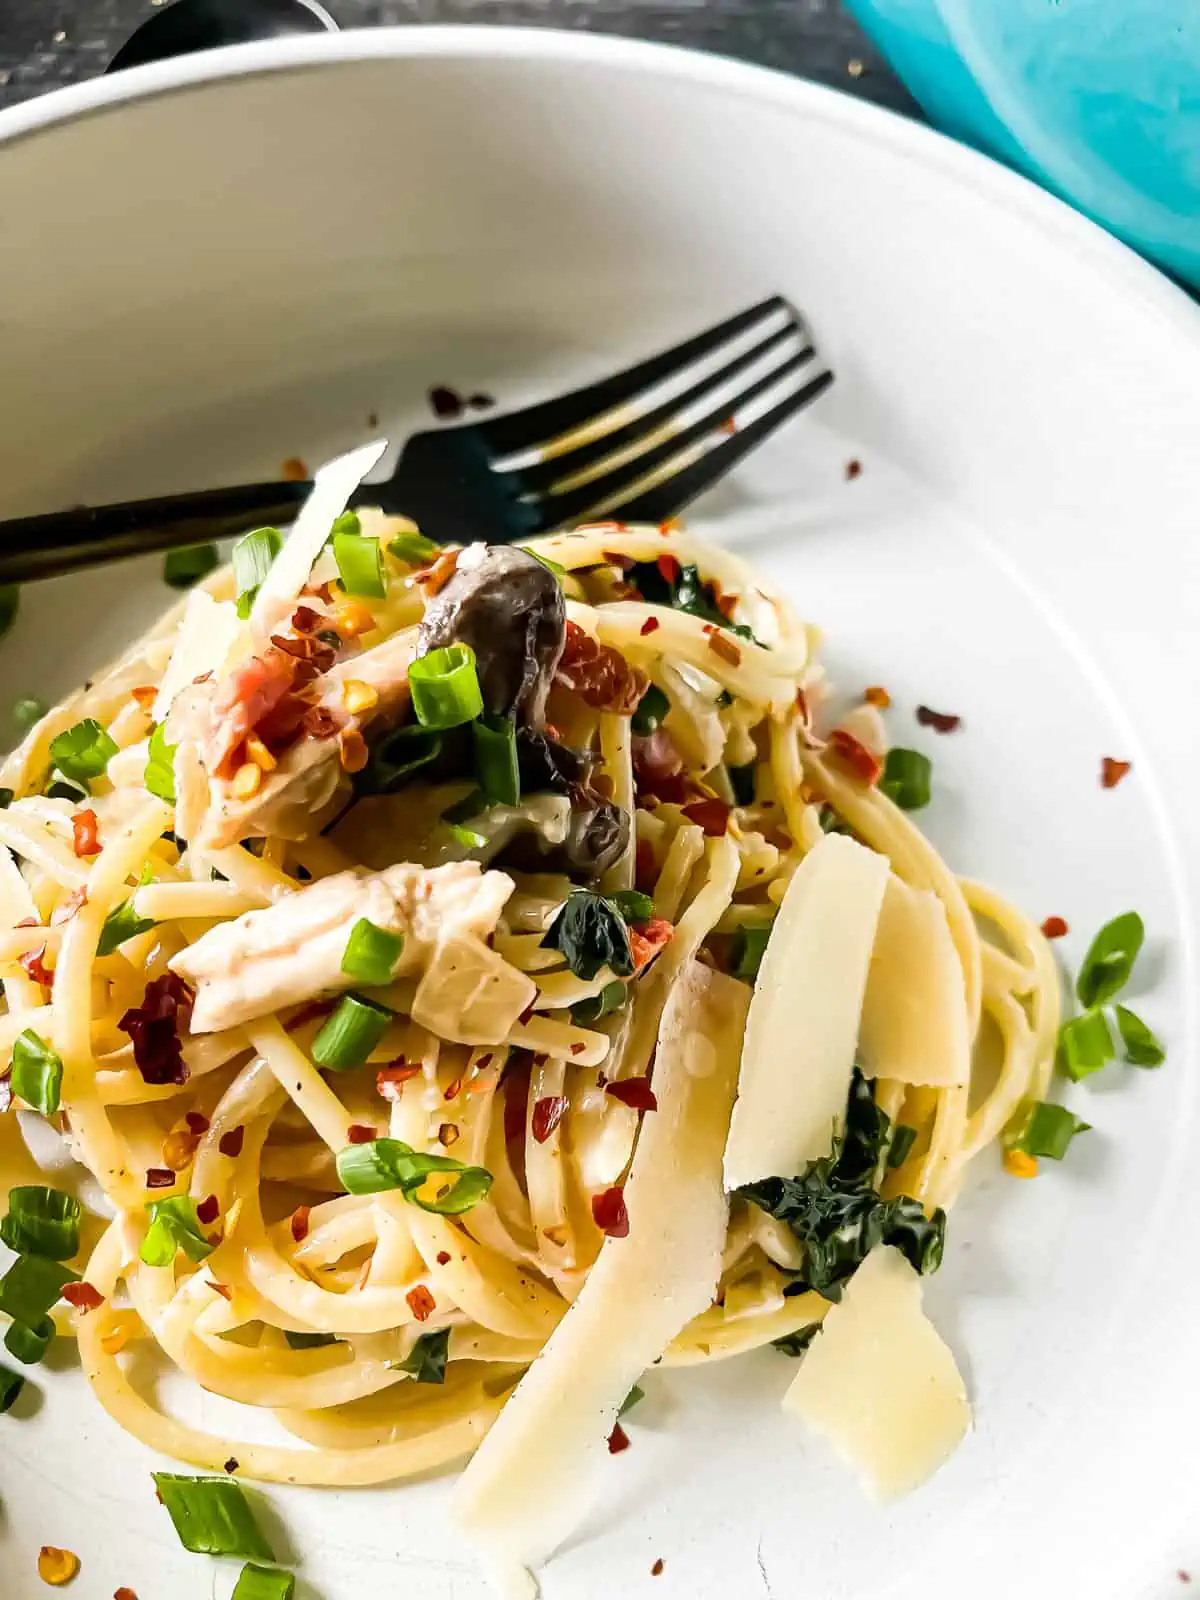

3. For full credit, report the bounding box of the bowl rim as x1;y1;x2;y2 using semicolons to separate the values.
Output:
0;24;1197;347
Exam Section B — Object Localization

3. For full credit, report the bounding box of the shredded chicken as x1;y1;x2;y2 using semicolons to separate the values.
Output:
170;860;528;1036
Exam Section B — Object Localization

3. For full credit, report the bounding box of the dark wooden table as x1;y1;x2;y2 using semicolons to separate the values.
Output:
0;0;916;115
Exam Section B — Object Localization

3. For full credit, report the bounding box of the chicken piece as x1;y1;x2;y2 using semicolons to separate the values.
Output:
170;859;526;1035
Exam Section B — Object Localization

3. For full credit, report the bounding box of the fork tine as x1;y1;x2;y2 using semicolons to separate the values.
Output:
521;350;828;534
567;366;836;529
473;296;792;457
511;321;811;497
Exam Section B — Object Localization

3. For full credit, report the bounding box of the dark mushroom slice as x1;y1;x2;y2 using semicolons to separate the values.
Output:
417;544;566;726
499;800;631;882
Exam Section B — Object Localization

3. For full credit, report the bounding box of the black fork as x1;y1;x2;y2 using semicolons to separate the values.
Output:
0;297;832;584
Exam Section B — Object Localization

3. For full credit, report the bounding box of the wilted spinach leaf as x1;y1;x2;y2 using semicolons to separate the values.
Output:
541;890;634;981
392;1327;450;1384
628;561;756;642
772;1324;821;1358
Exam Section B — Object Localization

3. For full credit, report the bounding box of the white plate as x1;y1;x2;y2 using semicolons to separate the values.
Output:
1;29;1199;1600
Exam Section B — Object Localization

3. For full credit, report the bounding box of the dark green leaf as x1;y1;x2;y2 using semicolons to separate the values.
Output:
771;1325;821;1358
570;980;627;1026
145;722;178;803
392;1327;450;1384
629;561;756;642
733;923;773;980
1114;1004;1165;1067
1076;911;1144;1008
357;725;444;796
631;684;670;736
98;898;157;958
887;1125;918;1169
541;890;634;982
163;544;220;590
618;1382;645;1416
284;1330;340;1351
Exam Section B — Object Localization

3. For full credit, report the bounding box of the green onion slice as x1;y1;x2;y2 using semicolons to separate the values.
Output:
232;1564;296;1600
388;530;441;567
152;1473;276;1562
163;544;220;591
98;897;157;957
4;1315;55;1365
0;1362;25;1413
1;1186;82;1260
1009;1101;1091;1160
393;1327;450;1384
336;1138;493;1214
140;1196;215;1268
13;697;46;734
1076;911;1144;1008
312;994;393;1071
1058;1009;1115;1081
11;1030;63;1115
332;522;387;600
1114;1003;1165;1067
887;1125;918;1169
357;725;443;795
232;527;283;619
49;719;117;789
734;922;773;981
144;722;178;804
340;918;405;987
473;715;520;807
0;1255;79;1325
879;748;932;811
631;684;670;737
409;644;484;731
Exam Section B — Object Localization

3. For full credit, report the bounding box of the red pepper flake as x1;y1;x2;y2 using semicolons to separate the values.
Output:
218;1126;245;1158
629;918;674;972
376;1062;420;1101
706;630;742;668
681;796;730;837
1040;915;1069;940
1101;756;1131;789
301;705;341;741
916;704;962;734
406;1284;436;1322
607;1421;631;1454
592;1185;629;1238
656;553;681;586
720;416;737;436
844;458;863;481
144;1167;174;1189
443;1077;464;1102
532;1095;568;1144
18;944;52;988
570;1043;585;1056
222;1459;239;1476
639;616;661;636
429;385;465;420
130;686;157;712
436;1250;452;1266
71;808;101;858
347;1124;376;1144
651;1559;665;1577
289;1205;312;1243
602;551;635;571
195;1194;220;1226
290;604;323;634
281;456;309;481
210;1280;233;1301
62;1281;104;1313
50;887;88;927
827;728;883;786
475;1053;494;1072
184;1111;210;1136
518;1000;536;1027
863;685;890;709
605;1077;658;1113
119;973;193;1087
555;620;647;715
437;1123;460;1148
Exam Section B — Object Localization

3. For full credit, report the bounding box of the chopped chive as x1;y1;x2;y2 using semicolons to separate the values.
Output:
570;980;627;1026
11;1030;64;1115
0;1362;25;1412
284;1330;340;1351
618;1382;645;1417
878;747;932;811
1;1186;82;1260
48;719;117;789
473;715;520;807
232;1563;296;1600
13;696;46;734
4;1315;55;1365
144;722;177;803
392;1326;450;1384
733;922;773;980
340;918;404;987
1114;1003;1165;1067
887;1125;918;1169
444;821;487;851
0;788;12;809
610;890;655;924
335;1138;493;1214
332;520;387;600
163;543;220;591
1076;911;1144;1008
312;994;392;1071
409;644;484;730
631;684;670;736
0;1255;79;1325
98;897;157;957
729;762;756;807
232;527;282;619
1009;1101;1091;1160
1058;1009;1115;1081
388;529;440;567
152;1473;276;1562
0;585;18;640
140;1196;215;1268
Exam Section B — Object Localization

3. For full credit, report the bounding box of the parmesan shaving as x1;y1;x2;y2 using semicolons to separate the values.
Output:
152;588;241;723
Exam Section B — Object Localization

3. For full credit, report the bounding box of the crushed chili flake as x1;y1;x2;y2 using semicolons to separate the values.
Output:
639;616;661;636
607;1421;631;1455
592;1185;630;1238
629;918;674;972
210;1279;233;1301
223;1459;239;1475
71;809;101;858
184;1111;210;1135
1101;756;1131;789
348;1124;376;1144
602;550;635;571
443;1077;464;1102
302;705;341;741
706;630;742;668
518;1000;537;1027
532;1095;568;1144
18;944;52;987
475;1053;494;1071
51;888;88;926
130;685;157;711
864;685;890;709
845;458;863;481
555;620;648;714
916;704;961;734
119;973;193;1087
218;1126;245;1158
290;1205;312;1243
377;1062;420;1101
1040;915;1069;940
144;1167;175;1189
436;1250;452;1266
681;796;730;837
827;727;883;785
651;1559;665;1577
415;550;460;596
605;1077;658;1113
406;1284;436;1322
195;1195;220;1226
570;1043;586;1057
656;553;681;586
115;1589;140;1600
291;603;323;634
62;1282;104;1313
429;385;465;419
437;1123;460;1148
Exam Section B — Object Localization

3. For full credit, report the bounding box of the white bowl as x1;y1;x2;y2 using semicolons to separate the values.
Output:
1;30;1199;1600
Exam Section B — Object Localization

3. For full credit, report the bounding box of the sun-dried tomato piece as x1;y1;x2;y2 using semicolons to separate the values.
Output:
119;974;193;1086
290;1205;312;1242
628;918;674;973
555;621;648;715
406;1284;436;1322
62;1282;104;1313
591;1185;629;1238
680;797;730;837
605;1077;658;1113
18;944;52;988
347;1124;376;1144
607;1421;631;1454
532;1095;568;1144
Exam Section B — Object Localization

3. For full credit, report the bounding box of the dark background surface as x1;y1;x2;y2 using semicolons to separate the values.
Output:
0;0;916;114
